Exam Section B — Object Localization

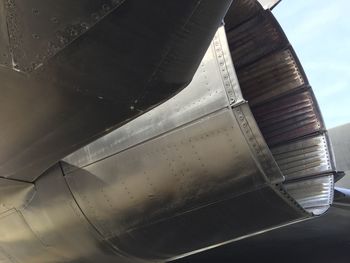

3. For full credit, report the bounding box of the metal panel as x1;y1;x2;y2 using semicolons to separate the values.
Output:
172;207;350;263
284;175;334;215
224;0;261;30
252;90;323;146
226;11;288;70
272;134;333;181
5;0;126;72
60;24;317;260
233;104;283;183
237;49;306;106
64;106;303;260
65;109;274;236
0;18;310;260
116;187;306;260
0;2;11;67
63;26;244;172
0;0;233;181
0;2;339;262
223;2;336;222
0;209;54;263
0;179;35;214
0;249;13;263
18;165;136;263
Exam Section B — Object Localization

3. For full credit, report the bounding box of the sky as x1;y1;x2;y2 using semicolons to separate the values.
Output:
273;0;350;128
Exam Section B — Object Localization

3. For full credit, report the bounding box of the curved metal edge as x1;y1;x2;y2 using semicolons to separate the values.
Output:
232;103;285;184
212;27;244;106
62;26;237;173
224;2;336;216
4;0;127;72
168;215;309;262
20;165;141;263
271;133;335;181
59;25;312;260
283;174;334;216
233;103;312;217
0;179;35;215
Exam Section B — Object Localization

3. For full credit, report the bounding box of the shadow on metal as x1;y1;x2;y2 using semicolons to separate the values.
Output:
0;0;340;262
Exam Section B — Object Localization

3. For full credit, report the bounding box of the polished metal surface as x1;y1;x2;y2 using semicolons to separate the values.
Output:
284;175;334;215
252;90;324;146
0;0;232;181
0;23;309;262
0;179;34;214
224;0;335;218
63;26;303;260
271;134;334;181
227;11;288;70
237;49;305;106
225;0;261;30
4;0;126;72
64;105;302;260
173;204;350;263
63;27;244;172
0;1;339;262
0;165;136;263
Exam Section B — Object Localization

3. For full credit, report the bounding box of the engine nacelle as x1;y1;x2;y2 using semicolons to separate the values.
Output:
0;1;336;262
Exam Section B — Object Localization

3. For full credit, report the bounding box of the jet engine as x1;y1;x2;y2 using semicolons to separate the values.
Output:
0;1;336;262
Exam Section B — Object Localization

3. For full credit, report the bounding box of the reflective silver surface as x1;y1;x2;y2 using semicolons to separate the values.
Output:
224;0;335;219
4;0;126;72
64;105;301;259
284;175;334;215
0;25;309;262
225;0;261;30
63;27;244;171
0;1;339;262
237;49;305;106
0;0;232;181
227;11;288;70
252;90;324;146
272;134;334;181
0;179;34;214
0;165;136;263
63;27;302;260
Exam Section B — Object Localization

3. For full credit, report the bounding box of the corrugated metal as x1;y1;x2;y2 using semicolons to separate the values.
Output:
252;90;323;146
237;49;306;106
271;135;332;181
224;2;336;218
284;175;334;215
226;11;287;70
225;0;261;30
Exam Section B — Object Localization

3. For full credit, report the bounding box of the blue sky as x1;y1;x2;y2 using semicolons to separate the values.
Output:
273;0;350;128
